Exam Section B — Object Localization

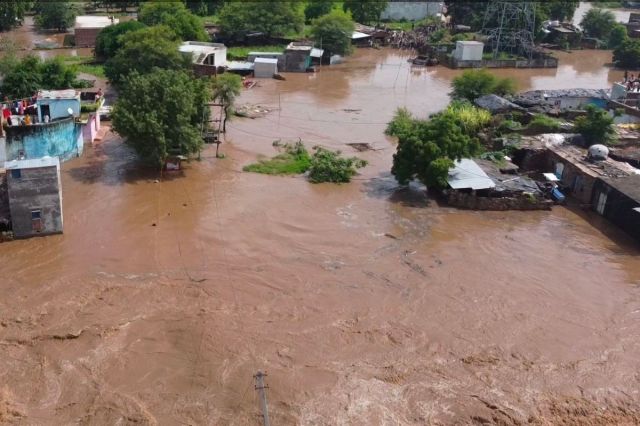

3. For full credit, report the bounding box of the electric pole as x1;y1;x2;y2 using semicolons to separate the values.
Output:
254;371;271;426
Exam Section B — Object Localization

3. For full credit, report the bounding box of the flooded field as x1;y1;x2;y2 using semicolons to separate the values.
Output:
1;27;640;426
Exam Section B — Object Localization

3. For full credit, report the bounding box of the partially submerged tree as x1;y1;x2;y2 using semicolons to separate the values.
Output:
343;0;388;25
614;38;640;69
451;69;516;102
389;109;482;189
608;23;629;50
138;0;208;41
95;20;146;61
0;1;32;31
574;105;616;146
105;26;190;86
218;1;304;40
212;73;242;133
112;69;211;167
311;10;355;56
35;0;77;32
581;8;616;40
308;147;367;183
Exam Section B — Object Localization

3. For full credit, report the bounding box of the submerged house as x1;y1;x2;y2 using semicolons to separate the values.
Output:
283;42;313;72
74;15;119;48
179;41;227;76
5;157;63;238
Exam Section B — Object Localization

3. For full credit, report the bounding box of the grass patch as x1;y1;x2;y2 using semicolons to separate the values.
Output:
227;45;286;60
243;141;311;175
63;56;106;78
528;114;562;132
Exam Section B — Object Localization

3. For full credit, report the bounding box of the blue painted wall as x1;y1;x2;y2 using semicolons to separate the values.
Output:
5;118;84;162
37;98;81;122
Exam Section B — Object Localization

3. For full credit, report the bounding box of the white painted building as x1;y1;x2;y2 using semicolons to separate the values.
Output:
453;41;484;61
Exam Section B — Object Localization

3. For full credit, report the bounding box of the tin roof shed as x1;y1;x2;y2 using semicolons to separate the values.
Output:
447;159;496;190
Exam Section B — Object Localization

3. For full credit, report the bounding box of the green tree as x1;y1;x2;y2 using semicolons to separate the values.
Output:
95;20;146;61
581;8;616;40
0;1;32;31
185;0;223;16
574;105;616;145
311;10;355;56
112;69;211;167
0;56;78;99
305;0;334;23
105;26;190;86
614;38;640;68
540;1;579;22
608;23;628;49
308;147;367;183
212;73;242;133
343;0;388;24
138;0;208;41
35;0;77;32
451;69;516;102
218;1;304;39
443;1;486;29
39;57;76;89
390;110;482;189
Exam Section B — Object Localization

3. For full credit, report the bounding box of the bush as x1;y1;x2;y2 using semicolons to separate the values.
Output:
528;114;562;132
574;105;616;145
243;141;311;175
614;39;640;69
441;101;492;134
581;7;616;40
138;1;208;41
385;107;415;138
311;9;355;56
308;147;367;183
451;69;517;102
0;56;79;99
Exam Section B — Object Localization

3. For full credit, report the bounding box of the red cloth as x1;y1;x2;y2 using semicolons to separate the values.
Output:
2;107;10;119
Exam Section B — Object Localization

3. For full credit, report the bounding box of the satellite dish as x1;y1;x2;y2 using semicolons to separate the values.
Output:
68;107;73;115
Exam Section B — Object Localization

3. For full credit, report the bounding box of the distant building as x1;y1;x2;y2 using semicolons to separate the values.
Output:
179;41;227;76
74;15;119;48
283;42;313;72
36;89;81;122
593;175;640;242
5;157;63;238
452;41;484;62
253;58;278;78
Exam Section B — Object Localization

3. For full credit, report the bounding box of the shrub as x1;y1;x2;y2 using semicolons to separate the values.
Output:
451;69;517;102
528;114;562;132
243;141;311;175
441;101;492;134
574;105;616;145
308;147;367;183
385;107;415;138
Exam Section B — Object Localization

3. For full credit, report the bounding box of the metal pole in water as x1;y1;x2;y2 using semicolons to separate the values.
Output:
254;371;271;426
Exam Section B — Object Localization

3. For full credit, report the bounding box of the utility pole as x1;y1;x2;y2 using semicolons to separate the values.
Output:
254;371;271;426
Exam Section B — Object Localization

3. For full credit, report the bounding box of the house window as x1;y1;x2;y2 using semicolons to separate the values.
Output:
11;169;21;179
31;210;42;232
596;192;607;215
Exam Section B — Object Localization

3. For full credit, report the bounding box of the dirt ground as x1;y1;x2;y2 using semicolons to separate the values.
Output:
0;48;639;425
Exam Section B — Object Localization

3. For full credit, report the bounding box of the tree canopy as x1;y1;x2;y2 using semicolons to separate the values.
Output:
95;20;146;61
450;69;516;102
138;0;208;41
35;0;77;32
218;1;304;39
0;1;32;31
614;38;640;69
185;0;223;16
343;0;388;25
105;26;190;86
389;108;482;189
305;0;335;23
608;23;628;50
112;69;211;167
574;105;616;146
1;56;78;99
580;8;616;40
311;10;355;56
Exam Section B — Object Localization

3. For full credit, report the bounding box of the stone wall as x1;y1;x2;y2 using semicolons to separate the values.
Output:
7;165;63;238
446;192;552;211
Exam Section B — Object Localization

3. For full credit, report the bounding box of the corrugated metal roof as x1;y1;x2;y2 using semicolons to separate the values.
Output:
310;48;324;58
352;31;372;40
75;16;119;29
226;61;254;71
447;159;495;190
5;156;60;170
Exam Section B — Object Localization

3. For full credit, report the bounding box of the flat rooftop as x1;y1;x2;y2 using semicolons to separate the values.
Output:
5;156;60;170
37;89;80;100
286;42;313;51
179;41;226;55
75;16;119;29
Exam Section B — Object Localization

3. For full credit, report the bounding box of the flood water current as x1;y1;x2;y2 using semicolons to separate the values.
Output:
0;10;639;426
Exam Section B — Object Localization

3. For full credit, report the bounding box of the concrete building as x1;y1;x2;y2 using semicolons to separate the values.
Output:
253;58;278;78
37;90;81;122
248;52;285;69
74;15;119;48
452;41;484;61
592;175;640;242
5;157;63;238
283;42;313;72
179;41;227;76
381;1;443;21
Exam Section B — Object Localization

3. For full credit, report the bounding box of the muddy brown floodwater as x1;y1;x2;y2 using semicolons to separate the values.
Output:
1;46;640;424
